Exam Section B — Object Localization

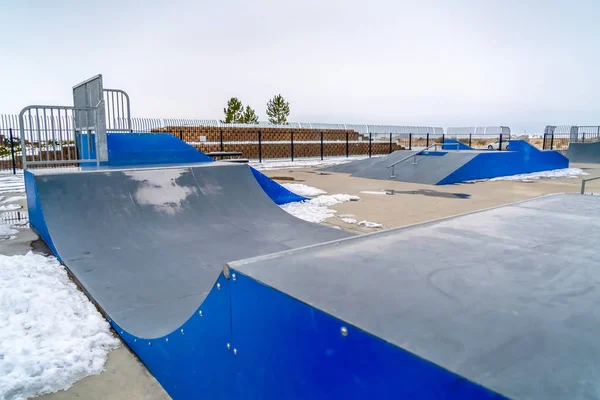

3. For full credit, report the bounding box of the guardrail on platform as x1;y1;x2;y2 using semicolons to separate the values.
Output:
581;176;600;194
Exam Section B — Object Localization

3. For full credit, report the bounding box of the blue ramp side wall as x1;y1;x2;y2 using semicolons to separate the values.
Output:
443;139;472;151
229;270;507;400
24;172;59;258
250;167;307;205
107;133;213;165
110;274;233;399
438;141;569;185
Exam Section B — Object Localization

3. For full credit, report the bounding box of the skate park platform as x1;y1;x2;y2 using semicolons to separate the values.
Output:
322;140;568;184
566;141;600;164
226;193;600;400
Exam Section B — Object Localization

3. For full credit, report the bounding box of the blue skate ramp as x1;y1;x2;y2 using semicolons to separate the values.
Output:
566;141;600;163
322;141;568;184
25;162;350;398
227;193;600;400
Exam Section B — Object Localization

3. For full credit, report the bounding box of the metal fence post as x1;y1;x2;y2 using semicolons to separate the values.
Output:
469;134;472;148
442;133;445;145
219;128;224;152
369;133;372;158
550;133;554;150
258;130;262;162
290;130;294;161
345;132;349;158
498;134;503;151
389;133;392;154
320;131;324;161
9;128;17;174
542;133;547;150
179;129;183;140
426;133;429;147
582;132;586;143
409;133;412;150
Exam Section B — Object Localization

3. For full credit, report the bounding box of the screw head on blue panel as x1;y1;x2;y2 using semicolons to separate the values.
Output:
217;283;221;290
340;326;348;336
232;273;237;281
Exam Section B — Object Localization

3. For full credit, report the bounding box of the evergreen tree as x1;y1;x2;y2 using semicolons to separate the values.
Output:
266;94;290;125
223;97;244;123
241;105;259;124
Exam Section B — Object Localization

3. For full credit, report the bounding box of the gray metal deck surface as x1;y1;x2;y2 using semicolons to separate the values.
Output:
33;163;350;338
321;150;478;184
566;141;600;163
229;194;600;400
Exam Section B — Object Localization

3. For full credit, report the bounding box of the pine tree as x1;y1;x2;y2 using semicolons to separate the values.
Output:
241;105;259;124
266;94;290;125
223;97;244;123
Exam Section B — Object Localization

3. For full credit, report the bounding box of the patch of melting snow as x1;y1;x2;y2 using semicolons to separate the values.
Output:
358;220;383;228
1;196;26;204
488;168;588;182
0;252;120;399
360;191;388;195
0;204;22;211
124;169;198;215
340;217;357;224
281;183;327;197
280;194;359;223
0;224;18;239
250;156;372;171
0;174;25;194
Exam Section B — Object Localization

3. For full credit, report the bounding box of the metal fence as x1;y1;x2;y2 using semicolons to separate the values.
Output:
0;115;516;172
542;125;600;153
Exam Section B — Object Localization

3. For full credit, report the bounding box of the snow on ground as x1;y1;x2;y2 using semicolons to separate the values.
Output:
360;190;388;195
281;183;327;197
340;217;357;224
0;204;22;212
488;168;588;182
0;252;120;400
0;175;25;194
0;196;26;204
0;224;17;239
281;194;359;223
251;155;373;170
358;221;383;228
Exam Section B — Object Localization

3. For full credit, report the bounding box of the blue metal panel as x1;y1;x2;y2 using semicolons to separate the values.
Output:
24;171;59;257
107;133;213;165
76;132;97;160
110;274;233;400
438;141;569;184
250;167;307;205
228;271;507;400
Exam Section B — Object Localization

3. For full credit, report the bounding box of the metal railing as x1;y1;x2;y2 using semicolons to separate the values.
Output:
387;144;440;178
18;105;100;169
581;176;600;194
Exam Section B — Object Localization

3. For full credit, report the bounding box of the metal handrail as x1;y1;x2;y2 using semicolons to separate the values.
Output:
387;144;442;178
581;176;600;194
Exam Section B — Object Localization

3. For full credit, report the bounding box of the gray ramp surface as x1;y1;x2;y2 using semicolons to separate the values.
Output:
321;150;477;184
566;141;600;163
229;194;600;400
34;162;350;338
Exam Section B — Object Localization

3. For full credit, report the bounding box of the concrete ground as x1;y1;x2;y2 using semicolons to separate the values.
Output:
1;162;598;400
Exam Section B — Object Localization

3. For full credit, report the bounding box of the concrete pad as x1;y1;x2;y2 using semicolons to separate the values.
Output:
37;347;169;400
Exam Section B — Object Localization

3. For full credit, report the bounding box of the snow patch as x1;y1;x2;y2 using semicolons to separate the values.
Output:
1;196;26;204
281;183;326;197
280;194;359;223
124;169;198;215
340;217;357;224
360;191;388;195
251;156;373;171
358;220;383;228
0;204;22;211
0;175;25;194
488;168;588;182
0;252;120;400
0;224;17;238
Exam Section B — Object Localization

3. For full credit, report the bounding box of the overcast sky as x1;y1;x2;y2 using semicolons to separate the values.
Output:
1;0;598;133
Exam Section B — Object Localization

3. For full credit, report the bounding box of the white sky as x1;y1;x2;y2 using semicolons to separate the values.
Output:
1;0;599;133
